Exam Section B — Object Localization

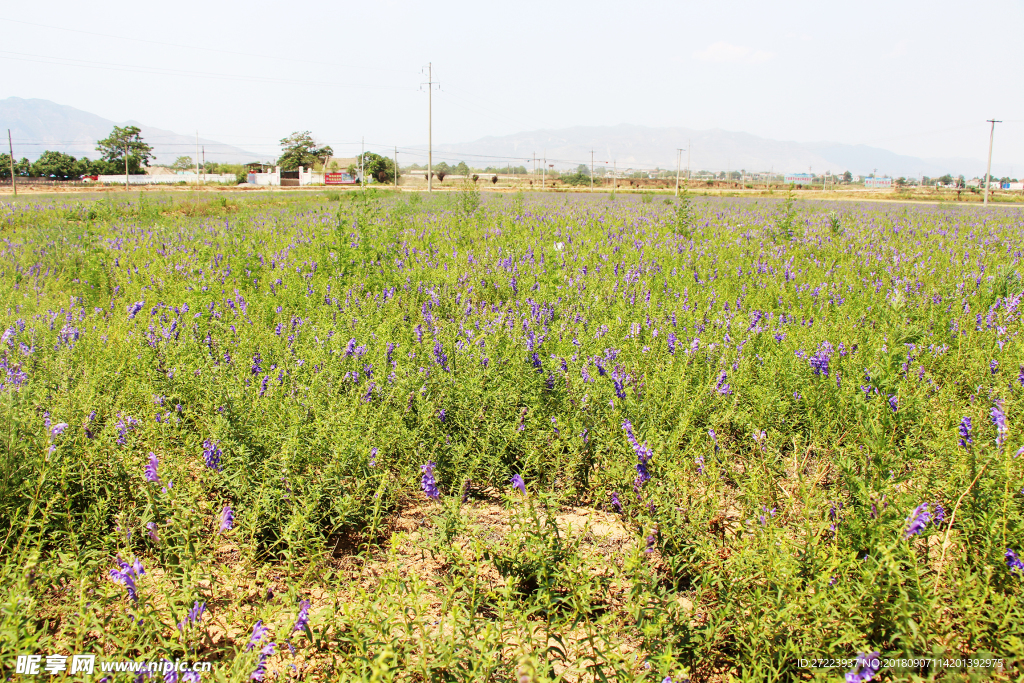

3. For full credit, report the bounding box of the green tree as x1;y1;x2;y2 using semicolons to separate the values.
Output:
0;154;32;179
353;152;398;183
842;170;853;183
31;151;81;180
278;131;332;171
96;126;154;175
171;156;194;172
453;161;470;176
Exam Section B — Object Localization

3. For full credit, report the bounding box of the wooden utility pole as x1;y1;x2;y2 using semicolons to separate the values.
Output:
984;119;1001;206
675;148;682;197
7;129;16;197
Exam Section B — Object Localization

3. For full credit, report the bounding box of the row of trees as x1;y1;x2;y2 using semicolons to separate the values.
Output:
1;126;153;180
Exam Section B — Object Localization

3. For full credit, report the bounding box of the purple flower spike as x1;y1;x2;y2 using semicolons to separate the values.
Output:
1007;548;1024;576
219;505;234;532
991;400;1007;450
144;453;160;483
959;416;972;448
250;642;275;681
110;557;144;602
845;652;880;683
202;439;222;472
50;422;68;437
904;503;930;538
421;461;440;499
293;599;311;633
246;620;270;651
511;474;526;495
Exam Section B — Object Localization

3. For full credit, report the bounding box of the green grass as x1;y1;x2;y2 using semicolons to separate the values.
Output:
0;191;1022;681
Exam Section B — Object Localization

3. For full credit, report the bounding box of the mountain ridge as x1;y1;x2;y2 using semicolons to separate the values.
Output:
0;97;262;165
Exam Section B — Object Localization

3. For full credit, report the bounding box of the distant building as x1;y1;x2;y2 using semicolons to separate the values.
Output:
864;177;892;188
784;173;814;184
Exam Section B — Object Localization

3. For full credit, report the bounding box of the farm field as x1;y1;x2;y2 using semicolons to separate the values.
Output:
2;189;1024;681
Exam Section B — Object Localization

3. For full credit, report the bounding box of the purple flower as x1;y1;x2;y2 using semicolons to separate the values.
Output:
695;454;705;474
144;453;160;483
991;400;1007;450
177;601;206;632
610;491;621;512
959;416;972;448
904;503;930;538
991;359;999;375
1007;548;1024;576
369;447;378;467
146;521;159;543
250;642;275;681
219;505;234;532
246;621;270;652
645;526;657;553
251;352;263;376
293;599;311;633
432;340;449;371
438;408;446;422
809;348;831;377
202;439;222;471
666;332;677;355
511;474;526;495
127;301;145;319
845;652;880;683
421;461;440;499
713;370;732;395
888;395;898;413
622;421;653;489
110;557;144;602
933;504;945;524
50;422;68;437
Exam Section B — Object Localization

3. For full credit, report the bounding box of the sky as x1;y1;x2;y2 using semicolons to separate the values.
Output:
2;0;1022;169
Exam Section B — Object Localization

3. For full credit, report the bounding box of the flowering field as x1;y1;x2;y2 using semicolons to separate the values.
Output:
2;189;1023;681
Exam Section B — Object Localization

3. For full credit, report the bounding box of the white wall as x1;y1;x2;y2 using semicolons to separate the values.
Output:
92;174;238;185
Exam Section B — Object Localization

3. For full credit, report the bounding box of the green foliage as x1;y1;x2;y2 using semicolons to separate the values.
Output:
2;193;1024;680
96;125;154;174
277;131;332;171
356;152;397;184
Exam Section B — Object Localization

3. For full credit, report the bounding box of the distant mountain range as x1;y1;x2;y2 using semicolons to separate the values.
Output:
1;98;1011;178
433;124;1008;179
0;97;262;165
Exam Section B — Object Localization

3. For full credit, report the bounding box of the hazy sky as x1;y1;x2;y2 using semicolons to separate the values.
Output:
2;0;1022;168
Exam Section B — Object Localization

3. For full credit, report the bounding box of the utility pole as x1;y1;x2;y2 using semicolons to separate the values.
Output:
590;150;594;192
984;119;1001;206
675;148;682;197
686;141;691;186
423;63;437;192
543;152;546;190
7;129;16;197
360;137;365;190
